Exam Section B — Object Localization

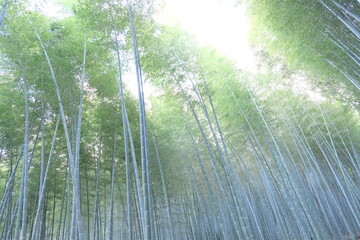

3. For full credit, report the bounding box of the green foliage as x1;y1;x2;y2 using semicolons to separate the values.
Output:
245;0;360;100
140;25;198;88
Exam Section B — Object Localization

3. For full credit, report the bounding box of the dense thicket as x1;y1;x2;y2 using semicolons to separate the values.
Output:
244;0;360;104
0;0;359;239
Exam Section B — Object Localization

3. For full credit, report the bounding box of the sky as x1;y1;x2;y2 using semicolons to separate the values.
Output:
156;0;256;72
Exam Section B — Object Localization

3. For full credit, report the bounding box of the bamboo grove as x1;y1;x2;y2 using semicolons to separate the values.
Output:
0;0;359;239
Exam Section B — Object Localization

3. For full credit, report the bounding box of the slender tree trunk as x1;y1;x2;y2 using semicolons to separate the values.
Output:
126;1;152;239
152;136;174;240
21;77;30;240
56;172;67;240
84;159;90;240
110;135;116;240
51;184;57;240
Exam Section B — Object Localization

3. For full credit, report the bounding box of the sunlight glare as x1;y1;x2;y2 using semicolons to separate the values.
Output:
156;0;256;73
